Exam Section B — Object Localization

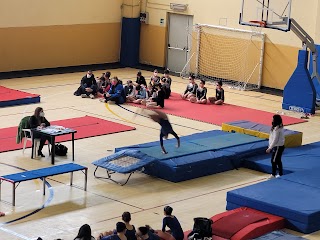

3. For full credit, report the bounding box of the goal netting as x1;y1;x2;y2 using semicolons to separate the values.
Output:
181;24;265;90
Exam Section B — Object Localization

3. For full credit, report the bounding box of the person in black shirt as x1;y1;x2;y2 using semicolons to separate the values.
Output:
190;80;207;104
148;110;180;154
79;70;97;99
29;107;51;157
135;71;146;86
122;212;136;240
162;69;172;88
161;206;184;240
145;84;165;108
124;80;136;102
160;78;171;99
181;75;198;100
97;71;111;96
208;80;225;105
150;69;160;86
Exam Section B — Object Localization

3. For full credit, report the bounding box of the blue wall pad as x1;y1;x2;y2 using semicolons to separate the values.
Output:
115;130;268;182
0;96;40;108
227;172;320;233
242;141;320;174
120;17;140;67
282;49;316;114
255;230;307;240
309;44;320;101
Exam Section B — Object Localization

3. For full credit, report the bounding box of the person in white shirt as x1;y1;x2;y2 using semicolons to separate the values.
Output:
266;114;285;178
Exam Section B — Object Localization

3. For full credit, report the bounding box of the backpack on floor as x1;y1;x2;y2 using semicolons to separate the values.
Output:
55;144;68;156
188;217;213;240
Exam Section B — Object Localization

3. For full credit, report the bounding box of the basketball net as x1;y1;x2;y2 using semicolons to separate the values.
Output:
249;20;266;34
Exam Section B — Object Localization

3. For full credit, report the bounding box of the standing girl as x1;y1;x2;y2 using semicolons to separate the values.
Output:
266;114;285;178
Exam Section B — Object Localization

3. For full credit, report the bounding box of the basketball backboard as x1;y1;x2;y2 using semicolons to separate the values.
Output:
239;0;292;32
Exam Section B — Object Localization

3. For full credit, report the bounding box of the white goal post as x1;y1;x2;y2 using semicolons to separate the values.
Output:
180;24;265;90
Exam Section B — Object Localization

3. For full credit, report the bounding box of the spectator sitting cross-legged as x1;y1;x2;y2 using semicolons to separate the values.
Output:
135;71;146;86
74;70;97;99
96;71;111;97
208;80;224;105
181;75;198;100
100;77;125;104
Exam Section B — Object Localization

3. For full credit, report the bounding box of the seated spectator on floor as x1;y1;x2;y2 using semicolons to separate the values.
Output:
74;224;95;240
74;70;97;99
136;71;146;86
122;212;136;240
143;84;165;109
146;83;156;99
124;81;136;103
162;206;184;240
208;80;224;105
190;80;207;104
97;71;111;97
101;77;125;104
98;222;127;240
160;78;171;99
137;226;159;240
133;85;149;104
162;69;172;88
181;75;198;100
150;69;160;86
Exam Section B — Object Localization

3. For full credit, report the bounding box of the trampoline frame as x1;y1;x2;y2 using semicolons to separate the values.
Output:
93;166;137;186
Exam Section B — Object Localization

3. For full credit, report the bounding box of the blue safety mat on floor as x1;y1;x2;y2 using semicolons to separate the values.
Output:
0;163;86;183
254;230;306;239
227;177;320;234
110;130;269;182
242;141;320;174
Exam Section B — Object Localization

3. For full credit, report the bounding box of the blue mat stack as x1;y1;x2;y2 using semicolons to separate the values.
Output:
115;130;268;182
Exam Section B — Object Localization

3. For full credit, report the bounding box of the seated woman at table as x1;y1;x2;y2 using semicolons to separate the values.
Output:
29;107;51;157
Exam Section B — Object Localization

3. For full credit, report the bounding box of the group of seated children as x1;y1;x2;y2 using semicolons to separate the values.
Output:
74;69;172;109
74;69;224;108
181;75;224;105
71;206;183;240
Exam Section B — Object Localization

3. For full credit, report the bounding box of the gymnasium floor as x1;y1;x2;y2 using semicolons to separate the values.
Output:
0;68;319;240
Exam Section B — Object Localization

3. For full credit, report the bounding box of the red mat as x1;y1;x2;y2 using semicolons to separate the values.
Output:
0;86;40;101
0;116;135;153
128;93;306;126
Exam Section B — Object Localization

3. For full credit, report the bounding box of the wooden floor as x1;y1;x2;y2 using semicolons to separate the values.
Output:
0;68;319;240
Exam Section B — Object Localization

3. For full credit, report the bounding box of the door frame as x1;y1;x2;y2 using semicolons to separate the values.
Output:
165;13;194;72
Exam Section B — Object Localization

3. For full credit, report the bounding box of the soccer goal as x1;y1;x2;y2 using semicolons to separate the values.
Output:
180;24;265;90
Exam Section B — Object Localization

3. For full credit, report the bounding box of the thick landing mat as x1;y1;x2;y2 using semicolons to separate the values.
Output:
242;141;320;175
0;116;135;153
116;130;268;182
222;120;303;147
211;207;285;240
227;175;320;233
255;231;307;239
0;86;40;107
127;93;306;126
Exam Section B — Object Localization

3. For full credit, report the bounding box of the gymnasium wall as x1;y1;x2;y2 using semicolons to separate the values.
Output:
140;0;319;89
0;0;122;72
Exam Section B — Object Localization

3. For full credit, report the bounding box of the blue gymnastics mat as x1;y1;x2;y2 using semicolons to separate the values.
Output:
255;230;306;240
242;141;320;175
227;171;320;233
115;130;268;182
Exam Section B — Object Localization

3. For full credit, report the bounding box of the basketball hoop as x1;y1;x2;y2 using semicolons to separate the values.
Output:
249;20;266;33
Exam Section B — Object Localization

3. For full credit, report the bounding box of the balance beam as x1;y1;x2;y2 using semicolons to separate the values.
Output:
0;163;87;206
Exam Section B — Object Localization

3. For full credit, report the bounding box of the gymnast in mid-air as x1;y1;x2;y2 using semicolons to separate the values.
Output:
148;109;180;154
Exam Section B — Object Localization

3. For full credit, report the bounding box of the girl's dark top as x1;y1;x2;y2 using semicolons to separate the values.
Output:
29;115;50;129
216;88;225;101
125;225;137;240
161;82;171;99
162;216;184;240
196;87;207;100
154;89;165;108
136;76;147;86
184;83;198;95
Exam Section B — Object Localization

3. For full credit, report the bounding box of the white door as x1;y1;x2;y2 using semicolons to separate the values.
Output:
167;14;193;73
